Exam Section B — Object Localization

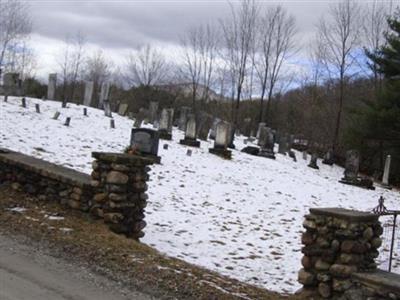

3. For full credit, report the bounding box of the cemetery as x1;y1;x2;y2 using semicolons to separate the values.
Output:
0;1;400;297
0;95;399;298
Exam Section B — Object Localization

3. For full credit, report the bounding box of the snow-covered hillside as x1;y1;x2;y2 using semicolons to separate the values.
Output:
1;96;399;294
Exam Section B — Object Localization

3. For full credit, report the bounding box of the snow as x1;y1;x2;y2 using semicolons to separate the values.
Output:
6;207;27;213
1;96;399;293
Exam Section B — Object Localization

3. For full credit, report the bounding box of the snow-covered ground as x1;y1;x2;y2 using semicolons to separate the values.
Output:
1;96;399;294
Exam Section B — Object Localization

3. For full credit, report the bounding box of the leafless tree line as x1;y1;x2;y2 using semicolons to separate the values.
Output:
0;0;394;151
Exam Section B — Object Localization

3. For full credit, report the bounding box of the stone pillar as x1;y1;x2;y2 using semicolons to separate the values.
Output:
298;208;382;299
180;115;200;147
83;81;94;106
47;73;57;100
91;152;154;239
382;154;391;186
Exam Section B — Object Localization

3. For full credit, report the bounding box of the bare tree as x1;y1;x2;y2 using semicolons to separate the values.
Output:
180;23;219;113
57;32;86;107
0;0;31;77
126;44;168;87
362;0;392;93
221;0;258;144
316;0;361;153
254;5;297;124
3;39;36;78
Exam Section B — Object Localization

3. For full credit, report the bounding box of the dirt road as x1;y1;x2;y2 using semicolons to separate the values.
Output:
0;234;154;300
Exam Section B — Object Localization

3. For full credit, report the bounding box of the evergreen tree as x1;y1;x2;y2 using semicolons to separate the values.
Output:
365;12;400;140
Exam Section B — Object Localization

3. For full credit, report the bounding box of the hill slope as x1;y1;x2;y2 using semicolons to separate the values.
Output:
0;96;399;293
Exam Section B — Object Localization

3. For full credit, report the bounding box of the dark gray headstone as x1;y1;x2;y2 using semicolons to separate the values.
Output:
64;117;71;126
103;100;112;118
130;128;159;156
35;103;40;113
308;153;319;169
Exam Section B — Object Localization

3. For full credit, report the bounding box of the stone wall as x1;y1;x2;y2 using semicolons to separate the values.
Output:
91;152;154;239
0;149;93;211
298;208;382;298
298;207;400;299
0;148;154;240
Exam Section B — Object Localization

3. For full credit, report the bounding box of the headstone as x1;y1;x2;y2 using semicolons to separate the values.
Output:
158;108;174;140
339;150;374;189
243;118;252;137
186;149;192;156
35;103;40;113
47;73;57;100
241;146;260;156
180;115;200;147
134;118;142;128
83;107;88;116
278;135;288;155
4;94;8;102
21;97;26;108
209;118;221;140
227;123;236;149
53;111;60;120
197;113;211;141
149;101;158;124
256;122;266;139
288;134;295;149
64;117;71;126
178;106;191;131
382;155;391;186
308;153;319;169
130;128;160;163
258;126;275;159
83;81;94;106
342;150;360;182
103;100;112;118
118;103;129;116
322;149;334;165
289;150;297;162
163;144;168;150
99;82;110;108
16;78;23;97
209;121;232;159
302;151;307;160
110;119;115;129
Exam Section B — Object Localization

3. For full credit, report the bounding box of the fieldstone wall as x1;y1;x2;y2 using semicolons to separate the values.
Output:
91;152;154;239
0;149;93;211
0;149;155;240
298;208;383;299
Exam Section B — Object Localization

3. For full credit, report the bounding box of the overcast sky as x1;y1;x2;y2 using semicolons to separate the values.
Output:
27;0;393;78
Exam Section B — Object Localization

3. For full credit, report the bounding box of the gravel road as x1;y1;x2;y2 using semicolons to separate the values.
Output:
0;234;155;300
